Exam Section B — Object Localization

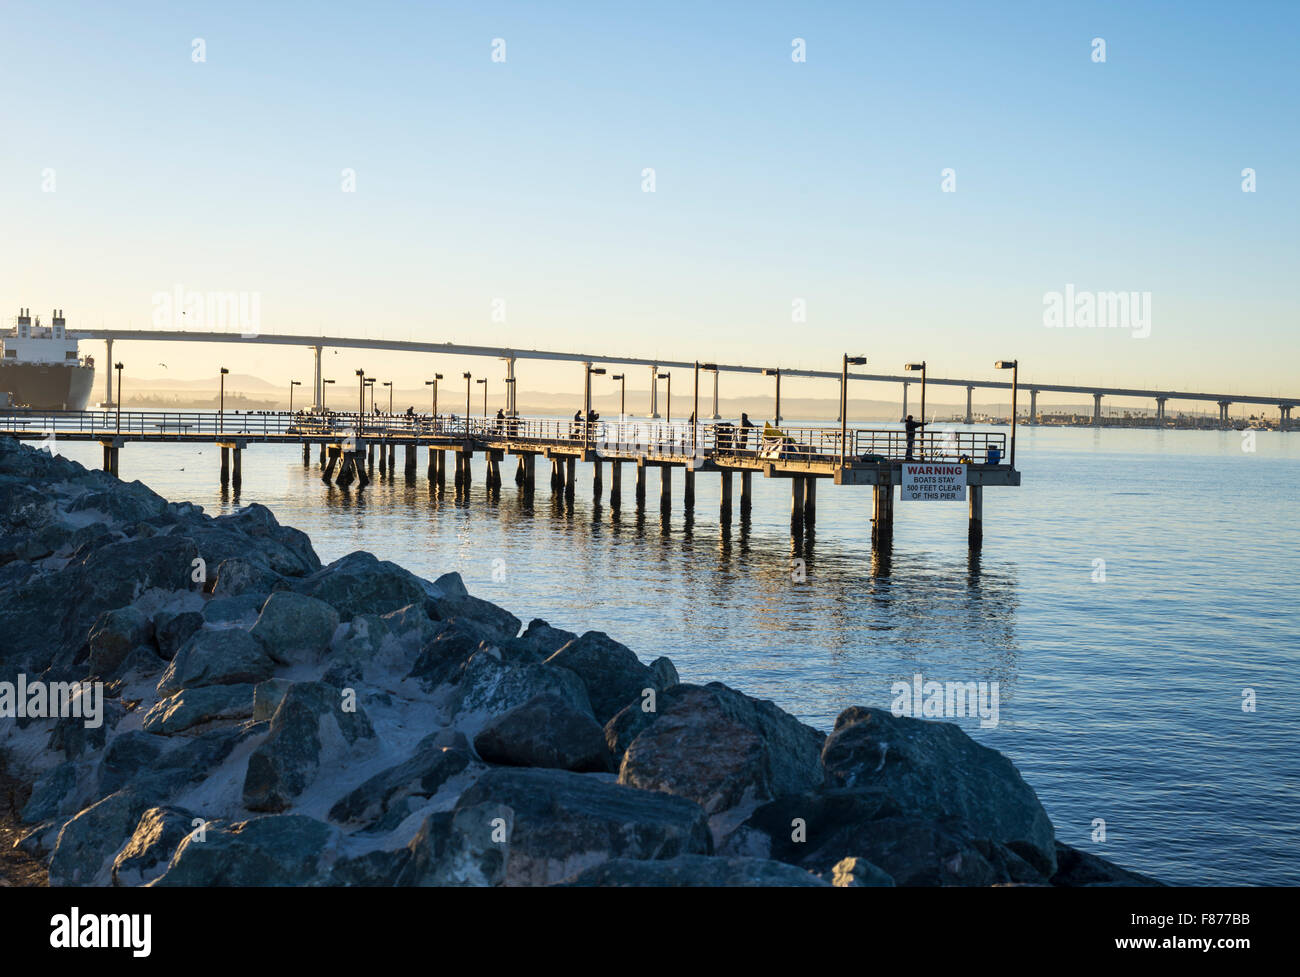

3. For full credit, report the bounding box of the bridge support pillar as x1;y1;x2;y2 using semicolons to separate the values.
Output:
635;462;646;507
965;386;973;425
683;467;695;510
1029;389;1038;426
872;482;894;546
804;476;817;525
711;371;720;420
719;470;732;523
1218;401;1231;428
610;461;622;508
790;477;806;532
969;484;983;547
405;444;416;481
505;357;518;416
1280;405;1292;432
648;365;660;418
312;345;323;410
1093;393;1103;426
740;471;752;513
660;466;672;510
103;338;115;406
1156;397;1167;424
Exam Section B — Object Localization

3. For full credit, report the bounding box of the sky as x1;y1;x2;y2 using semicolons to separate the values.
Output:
2;0;1297;408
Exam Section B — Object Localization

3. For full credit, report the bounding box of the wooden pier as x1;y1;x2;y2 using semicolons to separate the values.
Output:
2;409;1020;547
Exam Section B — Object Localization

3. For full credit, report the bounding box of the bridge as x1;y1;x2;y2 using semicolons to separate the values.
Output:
73;329;1299;429
1;407;1017;547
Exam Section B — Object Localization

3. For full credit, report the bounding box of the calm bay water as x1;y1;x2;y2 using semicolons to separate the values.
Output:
52;425;1300;885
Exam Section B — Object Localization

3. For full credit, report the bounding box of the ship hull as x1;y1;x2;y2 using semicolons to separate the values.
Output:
0;362;95;410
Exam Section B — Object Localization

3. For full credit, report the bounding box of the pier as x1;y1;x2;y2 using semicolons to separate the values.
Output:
0;409;1018;548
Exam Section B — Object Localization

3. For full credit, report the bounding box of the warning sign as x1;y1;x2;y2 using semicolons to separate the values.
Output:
901;463;967;502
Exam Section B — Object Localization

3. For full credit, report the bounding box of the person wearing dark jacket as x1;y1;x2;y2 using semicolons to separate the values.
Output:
905;414;926;460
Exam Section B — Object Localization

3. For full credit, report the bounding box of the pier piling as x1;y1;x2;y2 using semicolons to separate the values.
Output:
740;471;752;514
684;467;695;510
804;476;817;525
968;484;983;546
791;477;806;532
720;471;733;522
635;462;646;508
872;482;894;546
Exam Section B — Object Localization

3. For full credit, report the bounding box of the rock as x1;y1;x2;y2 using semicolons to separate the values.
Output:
648;656;680;690
152;815;340;886
473;693;611;772
545;632;666;724
292;551;433;621
48;788;158;886
618;683;825;817
87;606;154;676
507;619;579;663
112;806;199;886
209;504;320;577
201;593;264;624
330;849;411;886
154;610;203;659
253;678;293;721
156;627;275;696
140;684;255;735
558;854;829;887
328;746;470;825
1050;842;1165;886
250;591;340;666
820;706;1057;877
397;802;513;886
211;557;284;597
828;856;896;887
20;761;84;823
455;767;712;885
426;572;521;643
243;681;375;812
449;647;593;722
406;623;487;690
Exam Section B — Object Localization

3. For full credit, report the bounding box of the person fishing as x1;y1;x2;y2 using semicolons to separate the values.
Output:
904;414;927;460
738;412;755;450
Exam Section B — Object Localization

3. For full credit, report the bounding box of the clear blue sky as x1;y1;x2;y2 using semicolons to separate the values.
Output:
2;0;1297;402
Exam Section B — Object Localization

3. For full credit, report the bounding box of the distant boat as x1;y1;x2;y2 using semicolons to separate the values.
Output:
1;308;95;410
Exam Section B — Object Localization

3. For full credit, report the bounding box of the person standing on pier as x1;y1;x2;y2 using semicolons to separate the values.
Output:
739;412;755;451
905;414;927;460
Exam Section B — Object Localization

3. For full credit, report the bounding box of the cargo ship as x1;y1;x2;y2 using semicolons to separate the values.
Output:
0;308;96;410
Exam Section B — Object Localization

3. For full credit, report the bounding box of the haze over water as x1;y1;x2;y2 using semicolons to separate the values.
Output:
50;424;1300;885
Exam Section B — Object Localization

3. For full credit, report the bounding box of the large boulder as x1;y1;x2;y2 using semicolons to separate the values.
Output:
152;815;340;886
448;647;593;723
87;605;154;676
545;632;669;724
249;591;340;666
111;806;200;886
1050;842;1165;887
455;767;712;885
426;572;521;643
407;623;489;690
820;706;1057;877
140;684;255;735
396;802;513;886
243;681;376;812
291;551;433;621
327;746;470;825
617;683;825;819
156;627;275;696
473;693;612;772
48;788;159;886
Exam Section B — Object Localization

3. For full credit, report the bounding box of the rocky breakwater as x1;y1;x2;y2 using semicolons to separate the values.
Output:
0;437;1162;886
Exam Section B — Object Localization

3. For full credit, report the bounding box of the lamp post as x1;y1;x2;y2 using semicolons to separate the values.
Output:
583;364;606;451
995;359;1018;467
289;379;301;414
763;368;781;424
382;380;392;415
840;355;867;468
905;361;926;458
503;377;515;431
219;367;229;433
322;378;334;411
355;369;365;435
365;378;375;415
114;362;124;433
426;374;443;421
476;377;487;417
696;363;718;454
463;372;472;437
658;372;671;424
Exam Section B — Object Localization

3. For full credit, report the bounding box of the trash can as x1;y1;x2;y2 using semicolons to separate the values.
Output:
986;446;1002;465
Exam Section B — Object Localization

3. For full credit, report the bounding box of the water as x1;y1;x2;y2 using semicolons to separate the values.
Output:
47;424;1300;885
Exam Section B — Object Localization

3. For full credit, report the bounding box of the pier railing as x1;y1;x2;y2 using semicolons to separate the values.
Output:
0;409;1007;464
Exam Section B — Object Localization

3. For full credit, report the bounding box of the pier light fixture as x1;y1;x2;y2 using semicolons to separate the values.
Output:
463;372;472;436
476;377;487;417
355;369;365;435
382;380;393;415
364;377;376;415
840;355;866;468
995;359;1019;467
289;379;301;415
219;367;229;433
763;368;781;424
322;378;335;411
503;377;516;425
657;372;671;424
114;362;124;433
425;374;443;419
905;362;927;454
611;373;626;419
